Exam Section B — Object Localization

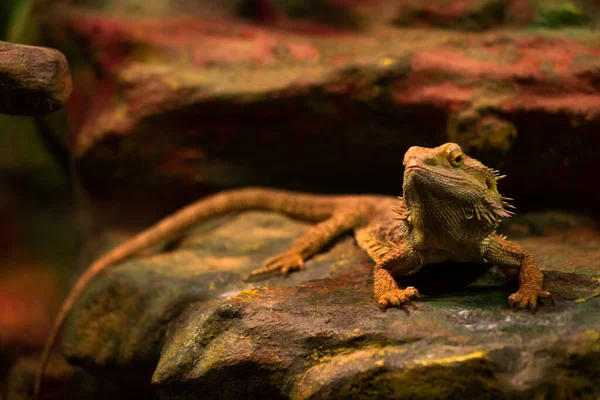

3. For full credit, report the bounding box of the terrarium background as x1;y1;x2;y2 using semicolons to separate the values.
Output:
1;0;600;397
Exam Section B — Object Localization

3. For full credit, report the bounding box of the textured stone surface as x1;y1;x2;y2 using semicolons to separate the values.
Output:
35;210;600;399
39;0;600;30
36;5;600;229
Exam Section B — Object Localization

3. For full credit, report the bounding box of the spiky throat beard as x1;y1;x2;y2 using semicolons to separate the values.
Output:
401;166;514;228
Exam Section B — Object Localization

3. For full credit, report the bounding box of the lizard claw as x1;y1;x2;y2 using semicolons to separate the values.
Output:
245;251;304;280
508;289;553;311
377;287;420;310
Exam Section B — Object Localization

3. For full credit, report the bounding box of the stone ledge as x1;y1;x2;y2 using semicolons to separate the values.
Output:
17;210;598;399
40;9;600;214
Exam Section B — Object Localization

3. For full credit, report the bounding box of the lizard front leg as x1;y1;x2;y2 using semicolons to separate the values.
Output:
247;206;366;279
482;235;552;310
374;244;422;309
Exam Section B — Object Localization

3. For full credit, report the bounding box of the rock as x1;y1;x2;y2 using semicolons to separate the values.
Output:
26;210;599;399
35;6;600;229
0;41;72;115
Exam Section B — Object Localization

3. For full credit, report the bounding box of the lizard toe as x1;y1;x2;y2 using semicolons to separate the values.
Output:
509;288;551;311
246;251;304;280
281;262;304;275
404;286;420;298
377;287;420;310
508;292;523;310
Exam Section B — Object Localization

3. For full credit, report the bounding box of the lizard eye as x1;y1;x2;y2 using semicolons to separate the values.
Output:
448;149;464;167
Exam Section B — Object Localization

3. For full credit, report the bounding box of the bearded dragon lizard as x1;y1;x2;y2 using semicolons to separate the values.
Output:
35;142;552;397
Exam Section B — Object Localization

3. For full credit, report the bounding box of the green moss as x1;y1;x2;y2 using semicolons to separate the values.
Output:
454;0;506;31
325;356;503;399
393;0;506;31
5;0;37;43
269;0;365;30
535;1;590;28
273;0;320;19
72;0;172;15
532;345;600;399
0;114;74;275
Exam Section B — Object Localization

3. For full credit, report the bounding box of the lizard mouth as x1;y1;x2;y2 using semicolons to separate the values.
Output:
404;165;470;184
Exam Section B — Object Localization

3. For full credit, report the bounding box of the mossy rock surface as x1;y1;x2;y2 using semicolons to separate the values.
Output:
50;210;600;399
534;0;592;28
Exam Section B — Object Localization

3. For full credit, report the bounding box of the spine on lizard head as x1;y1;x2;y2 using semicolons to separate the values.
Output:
34;187;341;398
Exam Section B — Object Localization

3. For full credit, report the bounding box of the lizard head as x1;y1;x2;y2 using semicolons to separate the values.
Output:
401;142;513;225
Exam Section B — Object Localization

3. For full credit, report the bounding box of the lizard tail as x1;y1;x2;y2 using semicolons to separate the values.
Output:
34;187;339;398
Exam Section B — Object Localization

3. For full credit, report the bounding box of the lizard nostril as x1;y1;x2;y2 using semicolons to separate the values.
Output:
404;158;419;169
